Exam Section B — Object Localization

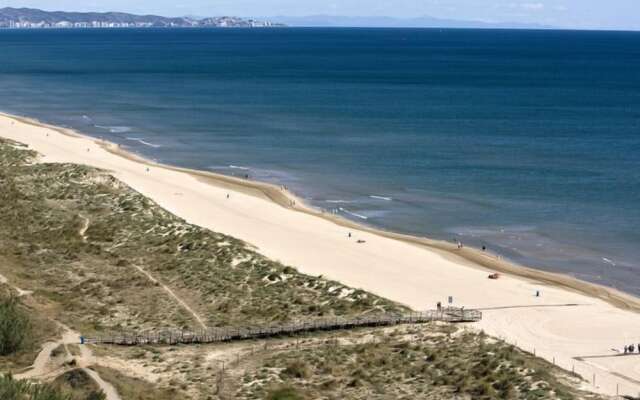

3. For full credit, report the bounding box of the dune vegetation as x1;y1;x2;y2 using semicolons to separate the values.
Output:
0;137;404;336
0;137;606;400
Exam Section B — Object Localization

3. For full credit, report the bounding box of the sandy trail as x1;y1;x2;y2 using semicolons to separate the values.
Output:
14;325;122;400
15;329;81;380
14;341;63;380
83;368;121;400
1;268;121;399
133;264;208;330
78;215;90;242
2;113;640;396
0;273;32;297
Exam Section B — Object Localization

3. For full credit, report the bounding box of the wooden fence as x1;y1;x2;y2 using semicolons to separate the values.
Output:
82;307;481;346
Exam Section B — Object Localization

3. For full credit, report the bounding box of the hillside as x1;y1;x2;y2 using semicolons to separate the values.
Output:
267;15;551;29
0;130;608;399
0;7;282;28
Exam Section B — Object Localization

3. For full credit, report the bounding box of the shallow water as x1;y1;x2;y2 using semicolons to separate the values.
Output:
1;28;639;294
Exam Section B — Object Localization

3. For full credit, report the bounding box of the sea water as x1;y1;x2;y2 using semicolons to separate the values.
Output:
1;28;639;294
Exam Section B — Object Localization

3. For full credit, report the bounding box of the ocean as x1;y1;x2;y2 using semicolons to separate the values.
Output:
1;28;639;294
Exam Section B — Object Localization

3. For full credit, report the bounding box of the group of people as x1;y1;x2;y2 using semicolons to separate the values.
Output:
624;344;639;354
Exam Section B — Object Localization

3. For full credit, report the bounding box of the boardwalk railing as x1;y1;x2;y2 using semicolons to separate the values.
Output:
82;307;481;346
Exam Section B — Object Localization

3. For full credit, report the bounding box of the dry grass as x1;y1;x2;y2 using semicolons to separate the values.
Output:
0;137;405;338
0;139;607;400
0;289;59;371
51;369;104;400
236;325;603;400
90;366;178;400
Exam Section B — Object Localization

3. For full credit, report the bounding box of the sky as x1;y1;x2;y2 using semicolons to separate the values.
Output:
1;0;639;30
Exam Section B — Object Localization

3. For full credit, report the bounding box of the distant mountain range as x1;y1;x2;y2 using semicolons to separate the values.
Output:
0;8;552;30
0;7;283;29
267;15;551;30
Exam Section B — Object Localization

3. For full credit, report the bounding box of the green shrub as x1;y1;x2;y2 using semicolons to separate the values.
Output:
0;372;106;400
266;386;304;400
85;391;106;400
0;296;30;356
281;360;310;379
0;374;71;400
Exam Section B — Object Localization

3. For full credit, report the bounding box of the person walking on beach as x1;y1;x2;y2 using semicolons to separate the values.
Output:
348;232;352;238
226;193;230;199
624;345;628;354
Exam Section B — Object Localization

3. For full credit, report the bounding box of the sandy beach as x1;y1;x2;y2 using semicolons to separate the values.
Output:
2;112;640;397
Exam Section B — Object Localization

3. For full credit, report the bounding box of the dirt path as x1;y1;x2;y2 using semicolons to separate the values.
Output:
133;264;208;330
14;341;63;380
78;215;90;242
14;326;122;400
0;273;32;297
83;368;121;400
1;275;121;399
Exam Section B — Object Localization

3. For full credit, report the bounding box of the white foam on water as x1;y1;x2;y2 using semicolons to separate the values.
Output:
602;257;616;267
125;137;162;148
95;125;132;133
369;195;393;201
326;200;354;204
229;165;250;170
339;207;368;220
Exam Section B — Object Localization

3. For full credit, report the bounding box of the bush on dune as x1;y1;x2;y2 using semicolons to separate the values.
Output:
266;386;305;400
0;373;106;400
0;373;68;400
0;296;30;356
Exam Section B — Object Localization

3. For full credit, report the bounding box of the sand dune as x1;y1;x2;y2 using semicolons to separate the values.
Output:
1;112;639;397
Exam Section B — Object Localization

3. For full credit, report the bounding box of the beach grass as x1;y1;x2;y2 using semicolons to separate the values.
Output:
0;137;404;336
236;325;601;400
0;137;611;400
0;370;104;400
0;289;58;371
51;369;106;400
89;366;176;400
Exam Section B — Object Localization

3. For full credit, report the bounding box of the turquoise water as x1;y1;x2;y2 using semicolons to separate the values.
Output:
1;28;639;294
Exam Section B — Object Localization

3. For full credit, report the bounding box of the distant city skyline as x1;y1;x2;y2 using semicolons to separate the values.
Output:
0;0;639;30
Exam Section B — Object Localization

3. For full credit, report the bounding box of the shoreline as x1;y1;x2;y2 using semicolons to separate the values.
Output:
3;111;640;396
4;111;639;314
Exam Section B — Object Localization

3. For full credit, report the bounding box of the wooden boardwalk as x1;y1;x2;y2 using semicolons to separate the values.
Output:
82;308;481;346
